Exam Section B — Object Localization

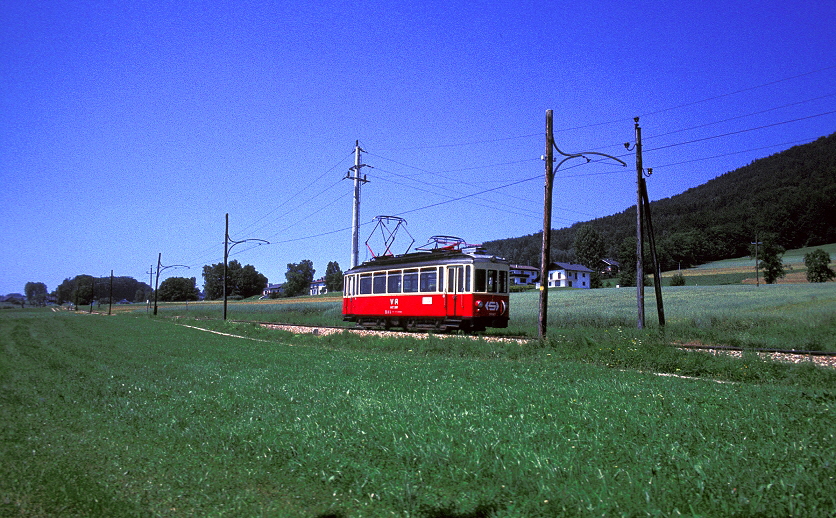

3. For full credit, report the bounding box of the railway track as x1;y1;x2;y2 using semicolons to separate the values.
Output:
674;342;836;369
248;321;530;343
242;321;836;368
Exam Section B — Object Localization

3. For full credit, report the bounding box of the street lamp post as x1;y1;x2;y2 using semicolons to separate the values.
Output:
223;213;269;320
153;253;189;315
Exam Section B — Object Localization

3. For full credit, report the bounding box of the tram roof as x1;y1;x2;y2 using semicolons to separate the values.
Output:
348;248;507;273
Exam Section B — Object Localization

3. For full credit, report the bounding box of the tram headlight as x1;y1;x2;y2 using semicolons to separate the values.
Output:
475;300;485;309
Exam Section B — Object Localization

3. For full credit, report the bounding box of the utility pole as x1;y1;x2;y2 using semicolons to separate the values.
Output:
147;266;154;314
751;235;763;287
634;117;645;330
108;270;114;316
346;141;369;269
154;253;189;316
154;253;162;316
223;216;229;319
538;111;555;341
538;110;626;341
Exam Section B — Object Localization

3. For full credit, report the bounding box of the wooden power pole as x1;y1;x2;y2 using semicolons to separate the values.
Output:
634;117;645;329
538;111;555;341
538;110;626;341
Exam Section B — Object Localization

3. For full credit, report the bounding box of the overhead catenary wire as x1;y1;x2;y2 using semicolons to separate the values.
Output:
239;151;354;237
644;91;836;140
366;63;836;152
370;169;544;221
644;110;836;152
175;150;355;270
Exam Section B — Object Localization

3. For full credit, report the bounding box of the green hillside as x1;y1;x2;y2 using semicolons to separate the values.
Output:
485;133;836;270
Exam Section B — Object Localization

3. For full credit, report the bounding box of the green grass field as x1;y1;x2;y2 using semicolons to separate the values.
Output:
663;243;836;286
2;302;835;516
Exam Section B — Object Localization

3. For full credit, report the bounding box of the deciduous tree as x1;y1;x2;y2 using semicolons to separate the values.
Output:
158;277;199;301
284;260;314;297
752;237;786;284
804;249;835;283
616;236;650;287
25;282;48;306
324;261;344;292
573;225;606;288
202;261;267;300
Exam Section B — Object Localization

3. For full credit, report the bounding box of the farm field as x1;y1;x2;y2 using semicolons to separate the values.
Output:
2;306;835;516
660;243;836;286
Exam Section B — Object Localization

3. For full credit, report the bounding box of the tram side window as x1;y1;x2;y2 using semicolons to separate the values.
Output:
373;273;387;294
437;266;443;292
448;265;470;293
487;269;497;293
420;268;437;292
387;271;402;293
474;269;486;292
447;266;464;293
359;274;372;295
465;265;471;292
499;270;508;293
345;275;354;296
403;270;419;292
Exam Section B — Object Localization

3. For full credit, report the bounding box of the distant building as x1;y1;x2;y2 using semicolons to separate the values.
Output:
262;283;284;297
600;258;620;276
309;277;327;296
544;262;592;289
509;264;539;286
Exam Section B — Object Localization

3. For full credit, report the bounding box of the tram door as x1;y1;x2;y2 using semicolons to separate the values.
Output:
446;266;465;318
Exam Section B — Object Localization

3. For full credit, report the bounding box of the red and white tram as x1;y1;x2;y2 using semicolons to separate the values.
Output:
342;245;510;331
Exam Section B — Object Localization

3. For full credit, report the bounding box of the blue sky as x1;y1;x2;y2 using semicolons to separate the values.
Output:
2;0;835;295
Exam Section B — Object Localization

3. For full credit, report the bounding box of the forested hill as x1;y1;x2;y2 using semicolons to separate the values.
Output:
483;132;836;270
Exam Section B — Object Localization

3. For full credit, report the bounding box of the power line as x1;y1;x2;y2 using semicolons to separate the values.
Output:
393;175;541;218
645;110;836;152
645;92;836;140
368;62;834;152
371;133;540;152
650;136;825;170
239;151;354;236
370;168;543;220
569;134;829;189
261;190;352;242
642;64;836;118
553;64;836;134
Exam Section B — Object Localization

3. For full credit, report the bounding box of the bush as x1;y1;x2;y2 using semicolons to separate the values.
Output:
669;272;686;286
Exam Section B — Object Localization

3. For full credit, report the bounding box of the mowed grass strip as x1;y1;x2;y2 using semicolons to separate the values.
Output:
2;310;834;516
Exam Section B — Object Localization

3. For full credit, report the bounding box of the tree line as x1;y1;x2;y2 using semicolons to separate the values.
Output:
25;259;345;305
